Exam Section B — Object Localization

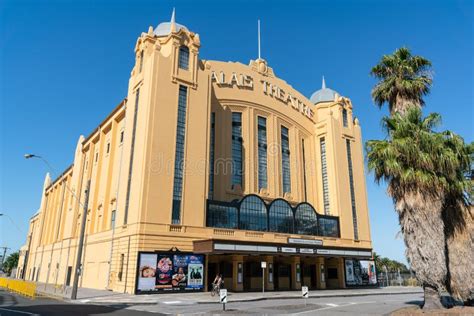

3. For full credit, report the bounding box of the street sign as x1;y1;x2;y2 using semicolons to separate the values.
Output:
261;261;267;268
302;286;309;298
220;289;227;304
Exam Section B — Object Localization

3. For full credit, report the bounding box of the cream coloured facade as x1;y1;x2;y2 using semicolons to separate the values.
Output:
17;13;373;293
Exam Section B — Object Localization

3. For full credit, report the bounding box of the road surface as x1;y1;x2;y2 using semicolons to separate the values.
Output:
0;289;423;315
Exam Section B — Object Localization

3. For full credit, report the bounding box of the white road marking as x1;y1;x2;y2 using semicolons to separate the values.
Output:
162;300;184;304
0;307;39;315
325;303;338;307
291;302;357;315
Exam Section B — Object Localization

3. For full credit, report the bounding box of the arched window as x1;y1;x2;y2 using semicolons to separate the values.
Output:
239;195;267;231
295;203;318;235
268;199;293;234
178;45;189;70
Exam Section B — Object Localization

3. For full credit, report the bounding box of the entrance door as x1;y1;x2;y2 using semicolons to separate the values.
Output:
243;262;251;290
208;263;217;291
277;264;291;290
219;262;232;289
273;262;279;290
310;264;317;289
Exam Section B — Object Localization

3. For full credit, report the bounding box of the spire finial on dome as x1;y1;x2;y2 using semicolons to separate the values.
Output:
170;8;176;32
171;7;176;23
322;76;326;89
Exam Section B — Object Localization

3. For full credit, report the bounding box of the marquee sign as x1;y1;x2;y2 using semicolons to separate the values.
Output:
211;71;314;121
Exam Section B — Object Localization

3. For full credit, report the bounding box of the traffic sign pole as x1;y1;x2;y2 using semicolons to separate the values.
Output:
302;286;309;306
220;289;227;311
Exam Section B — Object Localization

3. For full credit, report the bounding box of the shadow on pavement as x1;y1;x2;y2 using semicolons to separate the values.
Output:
0;304;163;315
405;300;423;306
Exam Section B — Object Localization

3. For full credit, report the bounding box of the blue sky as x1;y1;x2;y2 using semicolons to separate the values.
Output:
1;0;472;264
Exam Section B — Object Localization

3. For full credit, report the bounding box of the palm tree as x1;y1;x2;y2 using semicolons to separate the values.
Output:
442;140;473;304
366;107;471;309
370;47;432;115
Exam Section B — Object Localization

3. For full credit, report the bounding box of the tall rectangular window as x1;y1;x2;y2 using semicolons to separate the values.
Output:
342;108;348;127
118;254;124;282
171;85;188;224
302;139;307;201
139;50;144;73
231;112;243;187
111;210;116;229
346;139;359;240
320;138;330;214
281;126;291;194
178;46;190;70
208;113;216;199
257;116;268;190
123;88;140;224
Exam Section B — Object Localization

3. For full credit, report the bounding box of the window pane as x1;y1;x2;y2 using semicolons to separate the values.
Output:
342;108;348;127
268;200;293;233
206;201;238;229
320;138;330;215
232;112;243;186
295;203;318;235
346;139;358;240
208;113;216;199
318;216;339;237
257;116;268;190
178;46;189;70
239;196;267;231
281;126;291;193
171;85;188;224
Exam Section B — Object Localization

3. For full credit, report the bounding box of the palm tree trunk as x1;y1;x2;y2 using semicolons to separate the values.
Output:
393;190;446;309
444;204;474;304
393;95;421;115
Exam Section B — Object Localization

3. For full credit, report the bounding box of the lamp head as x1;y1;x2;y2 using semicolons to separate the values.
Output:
24;154;36;159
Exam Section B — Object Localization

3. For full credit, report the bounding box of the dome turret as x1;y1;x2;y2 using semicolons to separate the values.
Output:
154;8;189;37
310;77;339;105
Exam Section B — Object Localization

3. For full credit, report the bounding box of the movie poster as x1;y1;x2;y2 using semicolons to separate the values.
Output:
345;260;355;285
136;252;205;293
137;253;157;291
345;259;377;286
187;255;204;288
156;255;173;289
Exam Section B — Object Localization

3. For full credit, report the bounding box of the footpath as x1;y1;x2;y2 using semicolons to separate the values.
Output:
35;284;423;305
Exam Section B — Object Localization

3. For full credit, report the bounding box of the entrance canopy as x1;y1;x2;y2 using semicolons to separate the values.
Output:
194;239;372;259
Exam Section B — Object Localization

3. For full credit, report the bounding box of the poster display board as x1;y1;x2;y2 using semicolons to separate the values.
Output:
136;252;205;293
345;259;377;286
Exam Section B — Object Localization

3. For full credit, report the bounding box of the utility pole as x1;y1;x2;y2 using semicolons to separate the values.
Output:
25;153;90;298
0;247;10;268
71;180;90;300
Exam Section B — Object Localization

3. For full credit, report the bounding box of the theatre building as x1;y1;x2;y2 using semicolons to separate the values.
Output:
17;13;374;294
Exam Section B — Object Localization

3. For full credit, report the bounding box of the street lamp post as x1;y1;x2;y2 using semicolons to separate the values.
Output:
25;153;89;299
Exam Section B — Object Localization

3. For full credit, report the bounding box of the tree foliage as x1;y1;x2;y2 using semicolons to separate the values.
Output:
373;252;409;273
371;47;432;115
2;252;19;275
366;108;470;202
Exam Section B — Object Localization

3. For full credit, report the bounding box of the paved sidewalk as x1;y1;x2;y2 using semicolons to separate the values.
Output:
38;286;423;305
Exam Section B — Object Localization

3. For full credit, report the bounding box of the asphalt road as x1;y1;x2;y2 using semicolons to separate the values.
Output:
128;293;424;315
0;289;423;315
0;289;158;316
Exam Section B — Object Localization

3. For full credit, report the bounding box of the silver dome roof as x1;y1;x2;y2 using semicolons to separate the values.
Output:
154;8;188;37
310;77;338;105
154;22;188;36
